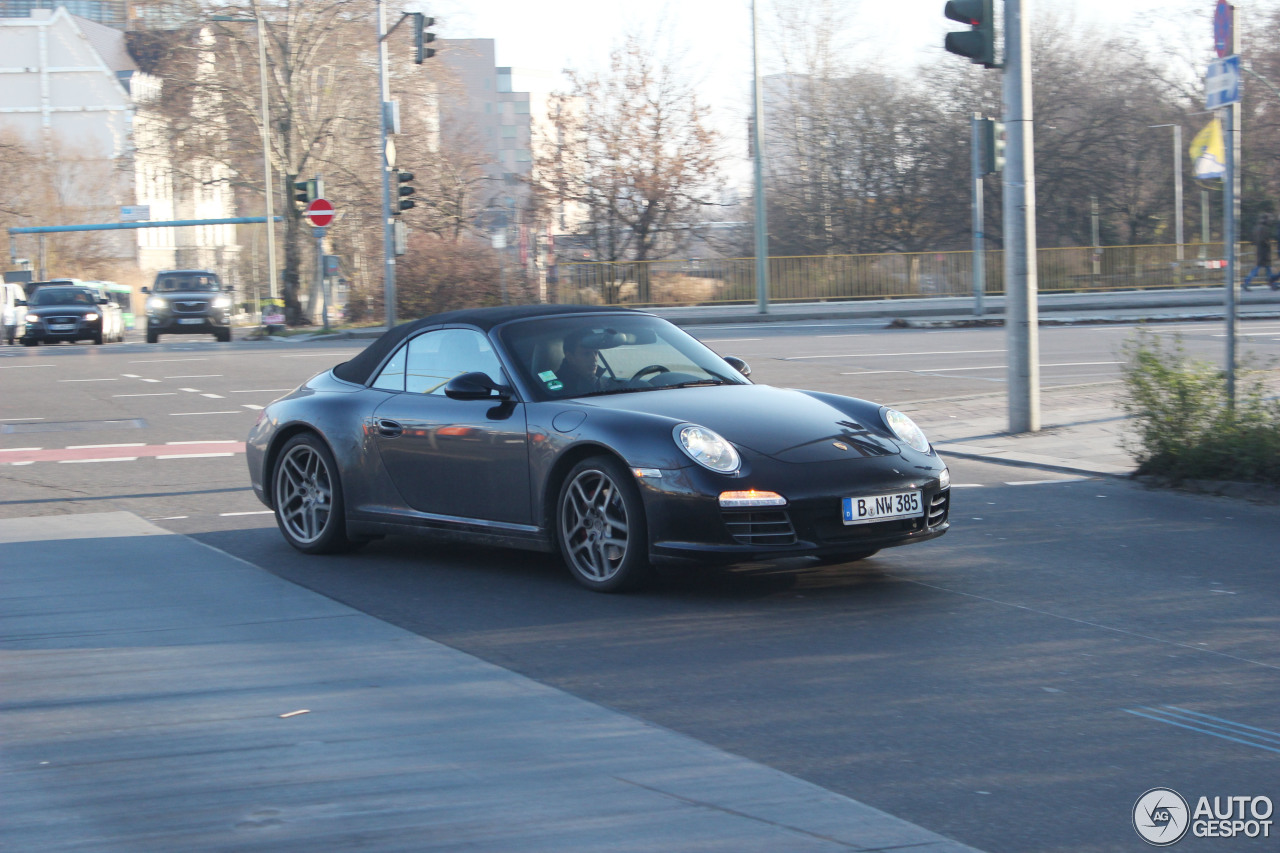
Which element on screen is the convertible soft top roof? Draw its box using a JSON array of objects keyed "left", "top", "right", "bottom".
[{"left": 332, "top": 304, "right": 641, "bottom": 386}]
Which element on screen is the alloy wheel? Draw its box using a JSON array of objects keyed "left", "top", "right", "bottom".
[
  {"left": 561, "top": 467, "right": 631, "bottom": 582},
  {"left": 275, "top": 443, "right": 334, "bottom": 546}
]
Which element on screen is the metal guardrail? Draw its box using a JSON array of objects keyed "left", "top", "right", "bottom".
[{"left": 552, "top": 243, "right": 1242, "bottom": 307}]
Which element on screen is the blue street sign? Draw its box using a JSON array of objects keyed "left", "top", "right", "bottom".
[{"left": 1206, "top": 55, "right": 1241, "bottom": 109}]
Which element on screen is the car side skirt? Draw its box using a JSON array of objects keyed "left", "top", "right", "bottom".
[{"left": 348, "top": 509, "right": 554, "bottom": 553}]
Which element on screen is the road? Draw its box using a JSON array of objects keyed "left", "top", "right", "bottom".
[{"left": 2, "top": 319, "right": 1279, "bottom": 852}]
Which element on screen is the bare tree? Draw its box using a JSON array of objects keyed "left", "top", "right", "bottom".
[{"left": 536, "top": 35, "right": 724, "bottom": 300}]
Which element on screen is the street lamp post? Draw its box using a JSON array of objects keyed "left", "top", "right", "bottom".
[{"left": 213, "top": 9, "right": 278, "bottom": 302}]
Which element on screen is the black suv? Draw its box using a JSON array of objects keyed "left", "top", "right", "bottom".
[{"left": 142, "top": 270, "right": 233, "bottom": 343}]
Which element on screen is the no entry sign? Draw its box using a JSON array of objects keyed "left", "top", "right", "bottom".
[{"left": 304, "top": 198, "right": 335, "bottom": 228}]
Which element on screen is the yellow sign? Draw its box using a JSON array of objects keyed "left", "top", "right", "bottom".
[{"left": 1190, "top": 118, "right": 1225, "bottom": 179}]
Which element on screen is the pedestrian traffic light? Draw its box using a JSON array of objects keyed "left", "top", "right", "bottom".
[
  {"left": 981, "top": 118, "right": 1006, "bottom": 174},
  {"left": 944, "top": 0, "right": 996, "bottom": 69},
  {"left": 394, "top": 170, "right": 415, "bottom": 214},
  {"left": 412, "top": 13, "right": 435, "bottom": 64}
]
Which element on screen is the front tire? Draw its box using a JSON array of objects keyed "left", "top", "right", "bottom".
[
  {"left": 215, "top": 327, "right": 231, "bottom": 343},
  {"left": 145, "top": 328, "right": 158, "bottom": 344},
  {"left": 272, "top": 433, "right": 355, "bottom": 554},
  {"left": 556, "top": 456, "right": 652, "bottom": 592}
]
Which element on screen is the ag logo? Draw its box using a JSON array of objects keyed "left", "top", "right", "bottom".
[{"left": 1134, "top": 788, "right": 1190, "bottom": 846}]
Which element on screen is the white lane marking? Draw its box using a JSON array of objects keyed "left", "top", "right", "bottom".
[
  {"left": 169, "top": 411, "right": 243, "bottom": 416},
  {"left": 201, "top": 393, "right": 225, "bottom": 399},
  {"left": 0, "top": 418, "right": 44, "bottom": 422},
  {"left": 951, "top": 483, "right": 985, "bottom": 488},
  {"left": 701, "top": 338, "right": 762, "bottom": 343},
  {"left": 220, "top": 510, "right": 274, "bottom": 517},
  {"left": 179, "top": 387, "right": 202, "bottom": 393},
  {"left": 242, "top": 404, "right": 265, "bottom": 410},
  {"left": 112, "top": 392, "right": 177, "bottom": 397},
  {"left": 0, "top": 447, "right": 42, "bottom": 452},
  {"left": 165, "top": 374, "right": 222, "bottom": 379},
  {"left": 140, "top": 378, "right": 161, "bottom": 383},
  {"left": 158, "top": 452, "right": 236, "bottom": 460},
  {"left": 129, "top": 358, "right": 207, "bottom": 363},
  {"left": 786, "top": 348, "right": 1007, "bottom": 360},
  {"left": 8, "top": 460, "right": 34, "bottom": 466},
  {"left": 1005, "top": 477, "right": 1091, "bottom": 486},
  {"left": 154, "top": 515, "right": 188, "bottom": 520},
  {"left": 280, "top": 354, "right": 336, "bottom": 358},
  {"left": 843, "top": 360, "right": 1122, "bottom": 376},
  {"left": 0, "top": 364, "right": 55, "bottom": 369},
  {"left": 231, "top": 389, "right": 293, "bottom": 393},
  {"left": 66, "top": 443, "right": 146, "bottom": 449},
  {"left": 166, "top": 440, "right": 240, "bottom": 445},
  {"left": 59, "top": 457, "right": 137, "bottom": 464},
  {"left": 121, "top": 373, "right": 141, "bottom": 378},
  {"left": 58, "top": 377, "right": 119, "bottom": 382}
]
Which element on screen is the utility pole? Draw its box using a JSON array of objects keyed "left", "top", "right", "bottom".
[
  {"left": 971, "top": 113, "right": 985, "bottom": 316},
  {"left": 750, "top": 0, "right": 770, "bottom": 314},
  {"left": 1003, "top": 0, "right": 1040, "bottom": 433},
  {"left": 376, "top": 0, "right": 396, "bottom": 329}
]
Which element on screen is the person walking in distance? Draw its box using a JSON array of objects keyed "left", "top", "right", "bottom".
[{"left": 1243, "top": 212, "right": 1274, "bottom": 291}]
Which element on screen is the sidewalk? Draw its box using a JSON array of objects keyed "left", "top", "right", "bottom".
[{"left": 0, "top": 512, "right": 984, "bottom": 852}]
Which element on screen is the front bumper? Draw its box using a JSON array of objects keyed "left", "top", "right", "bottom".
[
  {"left": 639, "top": 452, "right": 950, "bottom": 565},
  {"left": 147, "top": 313, "right": 231, "bottom": 333},
  {"left": 23, "top": 318, "right": 100, "bottom": 342}
]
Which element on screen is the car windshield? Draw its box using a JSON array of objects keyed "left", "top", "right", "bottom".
[
  {"left": 32, "top": 288, "right": 98, "bottom": 306},
  {"left": 155, "top": 274, "right": 220, "bottom": 292},
  {"left": 499, "top": 314, "right": 750, "bottom": 400}
]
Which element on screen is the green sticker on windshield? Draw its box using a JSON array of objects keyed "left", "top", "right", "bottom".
[{"left": 538, "top": 370, "right": 564, "bottom": 391}]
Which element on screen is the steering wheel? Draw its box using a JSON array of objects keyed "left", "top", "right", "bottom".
[{"left": 630, "top": 364, "right": 670, "bottom": 382}]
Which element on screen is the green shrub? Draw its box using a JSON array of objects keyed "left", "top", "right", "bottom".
[{"left": 1120, "top": 330, "right": 1280, "bottom": 484}]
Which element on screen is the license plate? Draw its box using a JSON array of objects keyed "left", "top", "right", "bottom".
[
  {"left": 842, "top": 490, "right": 922, "bottom": 525},
  {"left": 178, "top": 318, "right": 204, "bottom": 325},
  {"left": 49, "top": 324, "right": 75, "bottom": 331}
]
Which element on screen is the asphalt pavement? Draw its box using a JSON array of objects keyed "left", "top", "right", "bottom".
[{"left": 3, "top": 285, "right": 1277, "bottom": 851}]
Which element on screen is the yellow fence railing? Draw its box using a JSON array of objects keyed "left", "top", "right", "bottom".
[{"left": 551, "top": 243, "right": 1242, "bottom": 307}]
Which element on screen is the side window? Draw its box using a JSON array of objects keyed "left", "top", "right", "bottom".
[
  {"left": 371, "top": 344, "right": 407, "bottom": 391},
  {"left": 405, "top": 329, "right": 503, "bottom": 395}
]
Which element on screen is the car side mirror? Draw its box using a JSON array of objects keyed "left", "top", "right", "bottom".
[
  {"left": 140, "top": 286, "right": 150, "bottom": 294},
  {"left": 445, "top": 372, "right": 513, "bottom": 401},
  {"left": 16, "top": 299, "right": 26, "bottom": 306},
  {"left": 724, "top": 356, "right": 751, "bottom": 377},
  {"left": 97, "top": 297, "right": 110, "bottom": 305}
]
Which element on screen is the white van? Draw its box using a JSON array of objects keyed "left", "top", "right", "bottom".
[{"left": 2, "top": 281, "right": 26, "bottom": 345}]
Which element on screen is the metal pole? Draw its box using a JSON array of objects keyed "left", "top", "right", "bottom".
[
  {"left": 1174, "top": 124, "right": 1184, "bottom": 262},
  {"left": 1091, "top": 195, "right": 1100, "bottom": 280},
  {"left": 251, "top": 2, "right": 277, "bottom": 301},
  {"left": 750, "top": 0, "right": 769, "bottom": 314},
  {"left": 1003, "top": 0, "right": 1040, "bottom": 433},
  {"left": 316, "top": 227, "right": 328, "bottom": 331},
  {"left": 376, "top": 0, "right": 396, "bottom": 329},
  {"left": 971, "top": 113, "right": 985, "bottom": 316},
  {"left": 1225, "top": 16, "right": 1241, "bottom": 407}
]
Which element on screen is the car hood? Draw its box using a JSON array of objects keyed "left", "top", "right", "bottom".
[
  {"left": 578, "top": 384, "right": 905, "bottom": 461},
  {"left": 25, "top": 305, "right": 99, "bottom": 316}
]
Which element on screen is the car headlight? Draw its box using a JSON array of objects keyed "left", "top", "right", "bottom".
[
  {"left": 84, "top": 313, "right": 99, "bottom": 322},
  {"left": 675, "top": 424, "right": 741, "bottom": 474},
  {"left": 25, "top": 313, "right": 39, "bottom": 323},
  {"left": 212, "top": 296, "right": 231, "bottom": 309},
  {"left": 938, "top": 467, "right": 950, "bottom": 490},
  {"left": 882, "top": 408, "right": 931, "bottom": 454},
  {"left": 147, "top": 297, "right": 167, "bottom": 311}
]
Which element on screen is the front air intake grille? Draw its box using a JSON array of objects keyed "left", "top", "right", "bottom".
[
  {"left": 173, "top": 300, "right": 209, "bottom": 314},
  {"left": 929, "top": 489, "right": 950, "bottom": 527},
  {"left": 723, "top": 509, "right": 797, "bottom": 546}
]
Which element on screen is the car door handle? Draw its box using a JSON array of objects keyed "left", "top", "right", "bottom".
[{"left": 376, "top": 419, "right": 403, "bottom": 437}]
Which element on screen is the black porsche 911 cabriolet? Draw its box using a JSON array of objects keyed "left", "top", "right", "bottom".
[{"left": 246, "top": 305, "right": 950, "bottom": 592}]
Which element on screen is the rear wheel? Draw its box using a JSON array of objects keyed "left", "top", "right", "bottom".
[
  {"left": 215, "top": 327, "right": 231, "bottom": 343},
  {"left": 145, "top": 328, "right": 158, "bottom": 344},
  {"left": 556, "top": 456, "right": 652, "bottom": 592},
  {"left": 272, "top": 433, "right": 356, "bottom": 554}
]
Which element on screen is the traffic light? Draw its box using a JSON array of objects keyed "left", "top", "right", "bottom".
[
  {"left": 291, "top": 178, "right": 323, "bottom": 209},
  {"left": 412, "top": 13, "right": 435, "bottom": 64},
  {"left": 394, "top": 170, "right": 415, "bottom": 214},
  {"left": 981, "top": 118, "right": 1006, "bottom": 174},
  {"left": 944, "top": 0, "right": 996, "bottom": 68}
]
